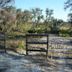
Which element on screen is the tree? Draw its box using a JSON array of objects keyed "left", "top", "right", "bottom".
[
  {"left": 0, "top": 0, "right": 14, "bottom": 8},
  {"left": 31, "top": 8, "right": 43, "bottom": 25},
  {"left": 45, "top": 8, "right": 53, "bottom": 23},
  {"left": 64, "top": 0, "right": 72, "bottom": 26},
  {"left": 0, "top": 0, "right": 15, "bottom": 33},
  {"left": 64, "top": 0, "right": 72, "bottom": 10},
  {"left": 16, "top": 9, "right": 22, "bottom": 25},
  {"left": 0, "top": 0, "right": 15, "bottom": 52},
  {"left": 50, "top": 18, "right": 64, "bottom": 34},
  {"left": 68, "top": 13, "right": 72, "bottom": 23},
  {"left": 22, "top": 10, "right": 32, "bottom": 23}
]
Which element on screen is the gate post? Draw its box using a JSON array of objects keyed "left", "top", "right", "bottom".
[{"left": 26, "top": 35, "right": 28, "bottom": 55}]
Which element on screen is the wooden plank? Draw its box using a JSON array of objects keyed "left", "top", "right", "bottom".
[
  {"left": 27, "top": 49, "right": 47, "bottom": 52},
  {"left": 26, "top": 36, "right": 28, "bottom": 55},
  {"left": 46, "top": 35, "right": 48, "bottom": 58},
  {"left": 26, "top": 33, "right": 48, "bottom": 36},
  {"left": 28, "top": 46, "right": 47, "bottom": 49},
  {"left": 27, "top": 42, "right": 47, "bottom": 44},
  {"left": 49, "top": 50, "right": 72, "bottom": 54}
]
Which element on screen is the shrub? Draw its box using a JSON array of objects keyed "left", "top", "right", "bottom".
[
  {"left": 59, "top": 29, "right": 70, "bottom": 37},
  {"left": 28, "top": 28, "right": 36, "bottom": 33},
  {"left": 17, "top": 41, "right": 24, "bottom": 49},
  {"left": 69, "top": 29, "right": 72, "bottom": 37}
]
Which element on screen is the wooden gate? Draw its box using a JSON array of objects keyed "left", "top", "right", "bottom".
[{"left": 26, "top": 33, "right": 49, "bottom": 57}]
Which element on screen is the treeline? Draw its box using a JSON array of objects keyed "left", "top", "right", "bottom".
[{"left": 0, "top": 6, "right": 72, "bottom": 37}]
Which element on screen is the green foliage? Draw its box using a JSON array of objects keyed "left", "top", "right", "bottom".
[
  {"left": 0, "top": 0, "right": 14, "bottom": 8},
  {"left": 69, "top": 28, "right": 72, "bottom": 36},
  {"left": 64, "top": 0, "right": 72, "bottom": 10},
  {"left": 58, "top": 24, "right": 72, "bottom": 37},
  {"left": 16, "top": 23, "right": 32, "bottom": 33},
  {"left": 45, "top": 8, "right": 53, "bottom": 22},
  {"left": 59, "top": 29, "right": 70, "bottom": 37},
  {"left": 28, "top": 23, "right": 51, "bottom": 33},
  {"left": 31, "top": 8, "right": 43, "bottom": 24},
  {"left": 0, "top": 6, "right": 71, "bottom": 37},
  {"left": 28, "top": 28, "right": 36, "bottom": 33},
  {"left": 17, "top": 41, "right": 24, "bottom": 49}
]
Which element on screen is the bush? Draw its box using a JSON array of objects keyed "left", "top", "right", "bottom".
[
  {"left": 59, "top": 33, "right": 70, "bottom": 37},
  {"left": 17, "top": 41, "right": 24, "bottom": 49},
  {"left": 59, "top": 29, "right": 70, "bottom": 37},
  {"left": 69, "top": 29, "right": 72, "bottom": 37},
  {"left": 28, "top": 28, "right": 36, "bottom": 33},
  {"left": 28, "top": 25, "right": 51, "bottom": 34}
]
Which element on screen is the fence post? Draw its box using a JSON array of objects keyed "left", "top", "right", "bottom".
[
  {"left": 4, "top": 32, "right": 6, "bottom": 53},
  {"left": 46, "top": 35, "right": 48, "bottom": 58},
  {"left": 26, "top": 35, "right": 28, "bottom": 55}
]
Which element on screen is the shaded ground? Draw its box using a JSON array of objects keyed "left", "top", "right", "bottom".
[{"left": 0, "top": 51, "right": 72, "bottom": 72}]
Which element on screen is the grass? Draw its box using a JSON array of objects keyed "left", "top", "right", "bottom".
[{"left": 6, "top": 39, "right": 26, "bottom": 49}]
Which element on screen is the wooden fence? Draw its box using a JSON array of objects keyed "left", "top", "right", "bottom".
[{"left": 26, "top": 33, "right": 49, "bottom": 57}]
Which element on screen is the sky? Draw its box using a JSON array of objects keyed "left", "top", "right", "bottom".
[{"left": 15, "top": 0, "right": 69, "bottom": 21}]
